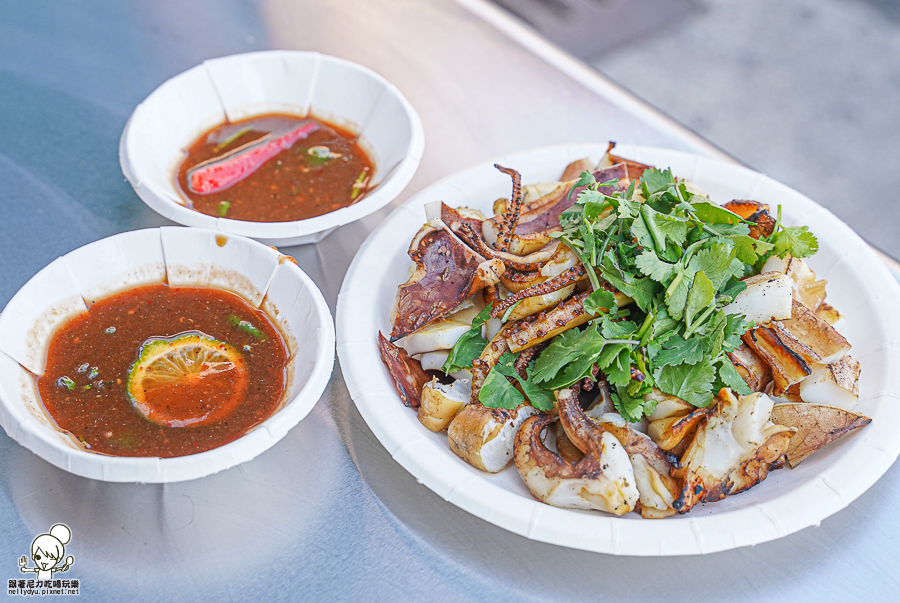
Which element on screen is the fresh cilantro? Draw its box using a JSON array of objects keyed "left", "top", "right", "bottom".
[
  {"left": 598, "top": 315, "right": 639, "bottom": 339},
  {"left": 714, "top": 356, "right": 752, "bottom": 395},
  {"left": 583, "top": 288, "right": 616, "bottom": 316},
  {"left": 531, "top": 326, "right": 602, "bottom": 383},
  {"left": 613, "top": 389, "right": 657, "bottom": 422},
  {"left": 514, "top": 362, "right": 556, "bottom": 411},
  {"left": 650, "top": 335, "right": 705, "bottom": 368},
  {"left": 770, "top": 225, "right": 819, "bottom": 259},
  {"left": 510, "top": 164, "right": 819, "bottom": 421},
  {"left": 656, "top": 362, "right": 716, "bottom": 408},
  {"left": 641, "top": 168, "right": 676, "bottom": 197},
  {"left": 478, "top": 353, "right": 556, "bottom": 411},
  {"left": 730, "top": 235, "right": 775, "bottom": 265},
  {"left": 478, "top": 352, "right": 524, "bottom": 409},
  {"left": 635, "top": 250, "right": 677, "bottom": 282},
  {"left": 688, "top": 201, "right": 745, "bottom": 225},
  {"left": 441, "top": 305, "right": 492, "bottom": 374},
  {"left": 684, "top": 271, "right": 715, "bottom": 329}
]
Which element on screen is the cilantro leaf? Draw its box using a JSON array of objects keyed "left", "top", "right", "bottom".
[
  {"left": 770, "top": 225, "right": 819, "bottom": 259},
  {"left": 635, "top": 251, "right": 677, "bottom": 283},
  {"left": 687, "top": 241, "right": 736, "bottom": 290},
  {"left": 722, "top": 313, "right": 749, "bottom": 353},
  {"left": 664, "top": 263, "right": 692, "bottom": 321},
  {"left": 514, "top": 362, "right": 556, "bottom": 411},
  {"left": 612, "top": 389, "right": 654, "bottom": 422},
  {"left": 719, "top": 277, "right": 747, "bottom": 305},
  {"left": 714, "top": 356, "right": 752, "bottom": 395},
  {"left": 577, "top": 188, "right": 604, "bottom": 206},
  {"left": 603, "top": 346, "right": 633, "bottom": 388},
  {"left": 656, "top": 362, "right": 716, "bottom": 407},
  {"left": 598, "top": 315, "right": 639, "bottom": 339},
  {"left": 574, "top": 171, "right": 596, "bottom": 187},
  {"left": 650, "top": 335, "right": 706, "bottom": 368},
  {"left": 531, "top": 326, "right": 605, "bottom": 384},
  {"left": 689, "top": 201, "right": 745, "bottom": 225},
  {"left": 441, "top": 305, "right": 493, "bottom": 374},
  {"left": 685, "top": 270, "right": 715, "bottom": 328},
  {"left": 600, "top": 252, "right": 659, "bottom": 312},
  {"left": 730, "top": 235, "right": 775, "bottom": 265},
  {"left": 479, "top": 352, "right": 524, "bottom": 409},
  {"left": 641, "top": 168, "right": 676, "bottom": 197},
  {"left": 583, "top": 288, "right": 616, "bottom": 316},
  {"left": 696, "top": 310, "right": 727, "bottom": 357}
]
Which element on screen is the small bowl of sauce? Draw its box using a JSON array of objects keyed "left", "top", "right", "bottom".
[
  {"left": 0, "top": 227, "right": 335, "bottom": 482},
  {"left": 120, "top": 51, "right": 424, "bottom": 246}
]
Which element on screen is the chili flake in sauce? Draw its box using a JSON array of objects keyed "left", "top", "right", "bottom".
[
  {"left": 176, "top": 113, "right": 374, "bottom": 222},
  {"left": 37, "top": 284, "right": 289, "bottom": 458}
]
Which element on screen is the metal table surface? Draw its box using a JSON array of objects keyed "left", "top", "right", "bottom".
[{"left": 0, "top": 1, "right": 897, "bottom": 601}]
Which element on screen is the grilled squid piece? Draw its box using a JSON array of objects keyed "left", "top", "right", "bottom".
[
  {"left": 390, "top": 219, "right": 504, "bottom": 340},
  {"left": 378, "top": 333, "right": 431, "bottom": 409},
  {"left": 590, "top": 414, "right": 680, "bottom": 518},
  {"left": 762, "top": 255, "right": 828, "bottom": 312},
  {"left": 500, "top": 268, "right": 544, "bottom": 294},
  {"left": 646, "top": 389, "right": 711, "bottom": 456},
  {"left": 462, "top": 222, "right": 560, "bottom": 272},
  {"left": 484, "top": 182, "right": 570, "bottom": 250},
  {"left": 722, "top": 199, "right": 776, "bottom": 239},
  {"left": 556, "top": 389, "right": 679, "bottom": 518},
  {"left": 560, "top": 157, "right": 594, "bottom": 181},
  {"left": 448, "top": 403, "right": 537, "bottom": 473},
  {"left": 505, "top": 291, "right": 598, "bottom": 353},
  {"left": 491, "top": 264, "right": 587, "bottom": 318},
  {"left": 419, "top": 377, "right": 470, "bottom": 432},
  {"left": 514, "top": 390, "right": 639, "bottom": 514},
  {"left": 672, "top": 390, "right": 796, "bottom": 513},
  {"left": 492, "top": 164, "right": 524, "bottom": 252},
  {"left": 513, "top": 163, "right": 629, "bottom": 238},
  {"left": 599, "top": 143, "right": 654, "bottom": 181},
  {"left": 727, "top": 342, "right": 773, "bottom": 393}
]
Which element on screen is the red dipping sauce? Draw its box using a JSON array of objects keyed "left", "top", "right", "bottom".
[{"left": 37, "top": 284, "right": 289, "bottom": 458}]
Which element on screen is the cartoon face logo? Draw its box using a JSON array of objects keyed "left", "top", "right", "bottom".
[{"left": 19, "top": 524, "right": 74, "bottom": 580}]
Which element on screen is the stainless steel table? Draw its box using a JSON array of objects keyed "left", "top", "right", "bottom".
[{"left": 1, "top": 1, "right": 897, "bottom": 601}]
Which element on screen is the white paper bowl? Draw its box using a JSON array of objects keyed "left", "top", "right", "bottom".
[
  {"left": 0, "top": 227, "right": 335, "bottom": 483},
  {"left": 336, "top": 144, "right": 900, "bottom": 555},
  {"left": 119, "top": 51, "right": 425, "bottom": 247}
]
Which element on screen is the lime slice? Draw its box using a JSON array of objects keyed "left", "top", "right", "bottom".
[{"left": 127, "top": 332, "right": 248, "bottom": 428}]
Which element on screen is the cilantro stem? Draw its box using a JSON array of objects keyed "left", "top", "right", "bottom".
[
  {"left": 636, "top": 309, "right": 655, "bottom": 346},
  {"left": 500, "top": 301, "right": 521, "bottom": 322},
  {"left": 683, "top": 304, "right": 716, "bottom": 338}
]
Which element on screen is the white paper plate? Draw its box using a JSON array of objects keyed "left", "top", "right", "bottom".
[
  {"left": 120, "top": 51, "right": 425, "bottom": 246},
  {"left": 336, "top": 144, "right": 900, "bottom": 556},
  {"left": 0, "top": 227, "right": 335, "bottom": 483}
]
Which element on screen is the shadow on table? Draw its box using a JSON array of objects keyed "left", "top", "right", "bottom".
[{"left": 0, "top": 404, "right": 350, "bottom": 600}]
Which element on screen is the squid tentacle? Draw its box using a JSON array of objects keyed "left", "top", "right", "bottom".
[
  {"left": 491, "top": 264, "right": 588, "bottom": 318},
  {"left": 494, "top": 164, "right": 523, "bottom": 252}
]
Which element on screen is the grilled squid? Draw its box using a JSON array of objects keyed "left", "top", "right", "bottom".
[
  {"left": 672, "top": 389, "right": 796, "bottom": 513},
  {"left": 390, "top": 219, "right": 504, "bottom": 340},
  {"left": 492, "top": 164, "right": 524, "bottom": 252},
  {"left": 448, "top": 403, "right": 537, "bottom": 473},
  {"left": 513, "top": 389, "right": 639, "bottom": 515}
]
